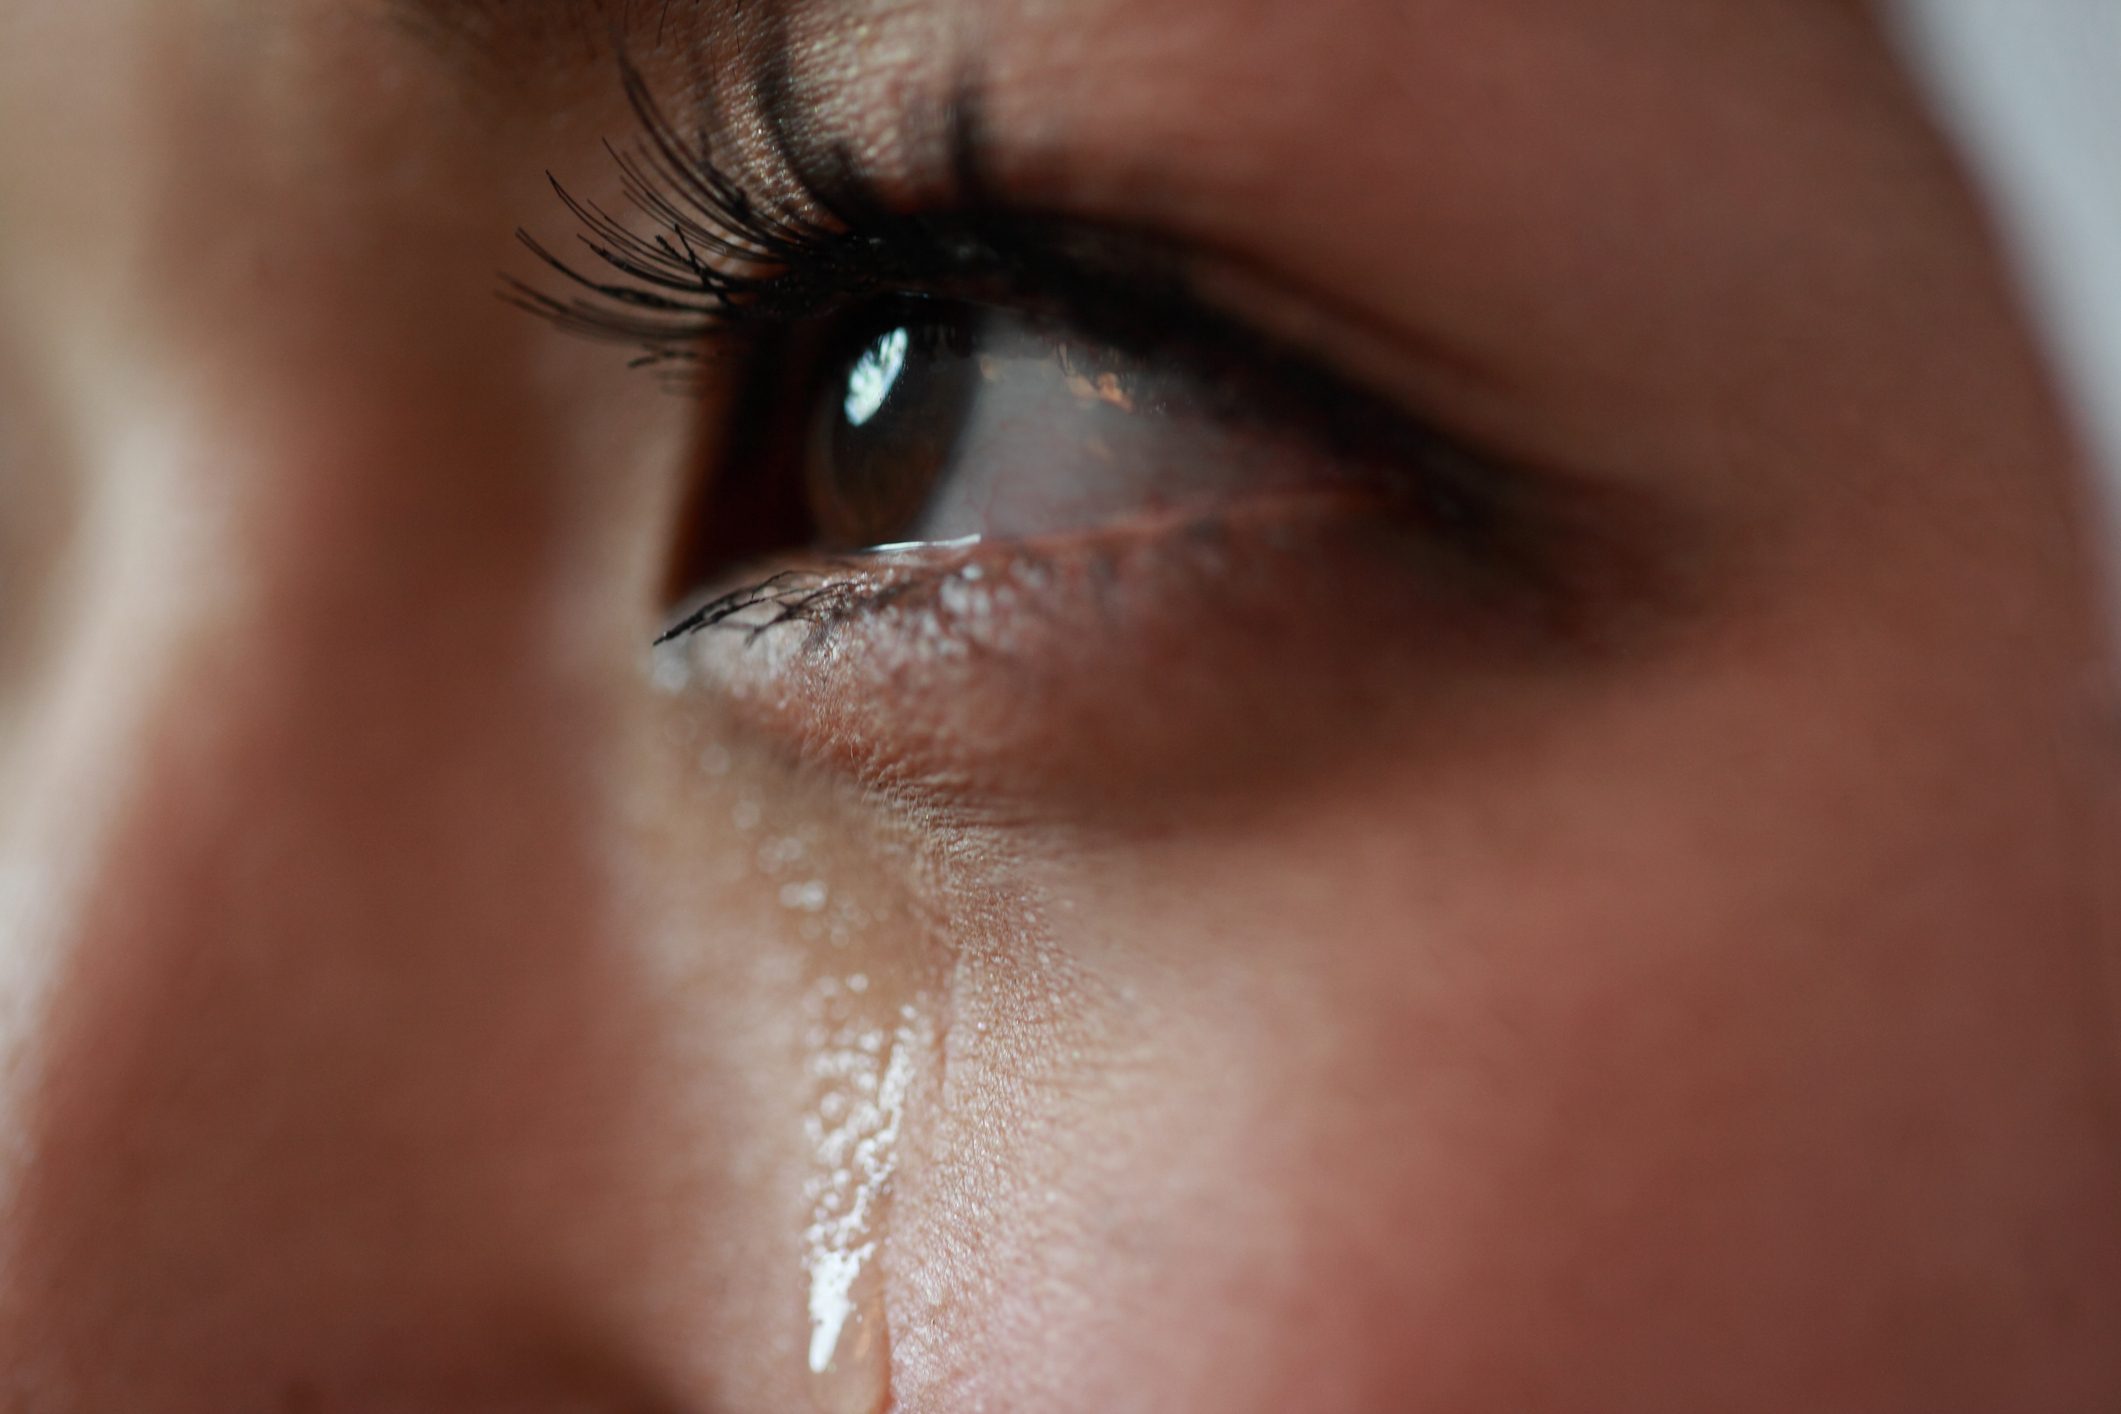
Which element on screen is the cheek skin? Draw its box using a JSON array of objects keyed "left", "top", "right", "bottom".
[
  {"left": 630, "top": 690, "right": 958, "bottom": 1412},
  {"left": 857, "top": 533, "right": 2121, "bottom": 1413},
  {"left": 632, "top": 505, "right": 2121, "bottom": 1414}
]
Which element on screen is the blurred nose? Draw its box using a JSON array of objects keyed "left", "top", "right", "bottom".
[{"left": 0, "top": 453, "right": 692, "bottom": 1408}]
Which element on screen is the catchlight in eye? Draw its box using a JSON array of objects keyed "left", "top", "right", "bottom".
[{"left": 843, "top": 327, "right": 910, "bottom": 428}]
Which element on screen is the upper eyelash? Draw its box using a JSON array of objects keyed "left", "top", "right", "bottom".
[
  {"left": 501, "top": 48, "right": 1277, "bottom": 389},
  {"left": 503, "top": 52, "right": 1010, "bottom": 369}
]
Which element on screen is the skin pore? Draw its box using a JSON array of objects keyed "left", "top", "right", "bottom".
[{"left": 0, "top": 0, "right": 2118, "bottom": 1409}]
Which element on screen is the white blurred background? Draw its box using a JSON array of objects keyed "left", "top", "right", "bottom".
[{"left": 1891, "top": 0, "right": 2121, "bottom": 628}]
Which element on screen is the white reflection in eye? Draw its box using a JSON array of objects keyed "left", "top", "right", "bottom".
[{"left": 843, "top": 326, "right": 911, "bottom": 428}]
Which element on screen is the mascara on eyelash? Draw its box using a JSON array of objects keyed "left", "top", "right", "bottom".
[{"left": 501, "top": 48, "right": 993, "bottom": 362}]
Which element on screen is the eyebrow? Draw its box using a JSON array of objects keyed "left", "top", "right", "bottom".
[
  {"left": 386, "top": 0, "right": 590, "bottom": 60},
  {"left": 386, "top": 0, "right": 752, "bottom": 74}
]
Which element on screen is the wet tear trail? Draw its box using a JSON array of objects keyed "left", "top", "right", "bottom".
[
  {"left": 695, "top": 712, "right": 943, "bottom": 1414},
  {"left": 798, "top": 968, "right": 931, "bottom": 1413}
]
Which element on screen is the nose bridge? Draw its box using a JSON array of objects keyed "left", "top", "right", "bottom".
[{"left": 0, "top": 447, "right": 671, "bottom": 1397}]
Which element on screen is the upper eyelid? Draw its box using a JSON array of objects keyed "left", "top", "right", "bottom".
[
  {"left": 503, "top": 55, "right": 1441, "bottom": 441},
  {"left": 504, "top": 40, "right": 1446, "bottom": 406},
  {"left": 501, "top": 36, "right": 993, "bottom": 340},
  {"left": 507, "top": 47, "right": 1540, "bottom": 535}
]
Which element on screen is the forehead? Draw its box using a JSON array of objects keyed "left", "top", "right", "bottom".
[{"left": 388, "top": 0, "right": 1880, "bottom": 101}]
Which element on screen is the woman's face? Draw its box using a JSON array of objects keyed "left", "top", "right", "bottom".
[{"left": 0, "top": 0, "right": 2116, "bottom": 1409}]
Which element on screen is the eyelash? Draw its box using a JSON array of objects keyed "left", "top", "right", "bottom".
[
  {"left": 508, "top": 53, "right": 1528, "bottom": 642},
  {"left": 507, "top": 58, "right": 1145, "bottom": 358}
]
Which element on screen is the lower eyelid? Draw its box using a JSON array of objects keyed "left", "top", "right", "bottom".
[
  {"left": 649, "top": 481, "right": 1655, "bottom": 812},
  {"left": 664, "top": 486, "right": 1404, "bottom": 648}
]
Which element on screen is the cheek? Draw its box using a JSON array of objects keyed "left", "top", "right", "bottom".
[
  {"left": 872, "top": 667, "right": 2120, "bottom": 1414},
  {"left": 632, "top": 433, "right": 2121, "bottom": 1414}
]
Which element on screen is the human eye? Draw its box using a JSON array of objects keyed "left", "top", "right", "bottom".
[{"left": 513, "top": 53, "right": 1666, "bottom": 812}]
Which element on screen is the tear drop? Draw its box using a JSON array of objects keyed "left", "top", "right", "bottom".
[
  {"left": 800, "top": 985, "right": 925, "bottom": 1414},
  {"left": 806, "top": 1248, "right": 892, "bottom": 1414}
]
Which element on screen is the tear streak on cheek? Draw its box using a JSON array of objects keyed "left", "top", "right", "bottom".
[{"left": 656, "top": 690, "right": 1024, "bottom": 1414}]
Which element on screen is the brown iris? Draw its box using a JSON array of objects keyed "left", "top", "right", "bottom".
[{"left": 808, "top": 315, "right": 984, "bottom": 550}]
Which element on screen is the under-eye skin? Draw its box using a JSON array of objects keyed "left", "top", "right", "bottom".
[{"left": 513, "top": 52, "right": 1670, "bottom": 801}]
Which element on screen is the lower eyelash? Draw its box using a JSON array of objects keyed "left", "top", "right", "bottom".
[
  {"left": 662, "top": 538, "right": 1039, "bottom": 651},
  {"left": 658, "top": 497, "right": 1337, "bottom": 656},
  {"left": 659, "top": 565, "right": 926, "bottom": 646}
]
